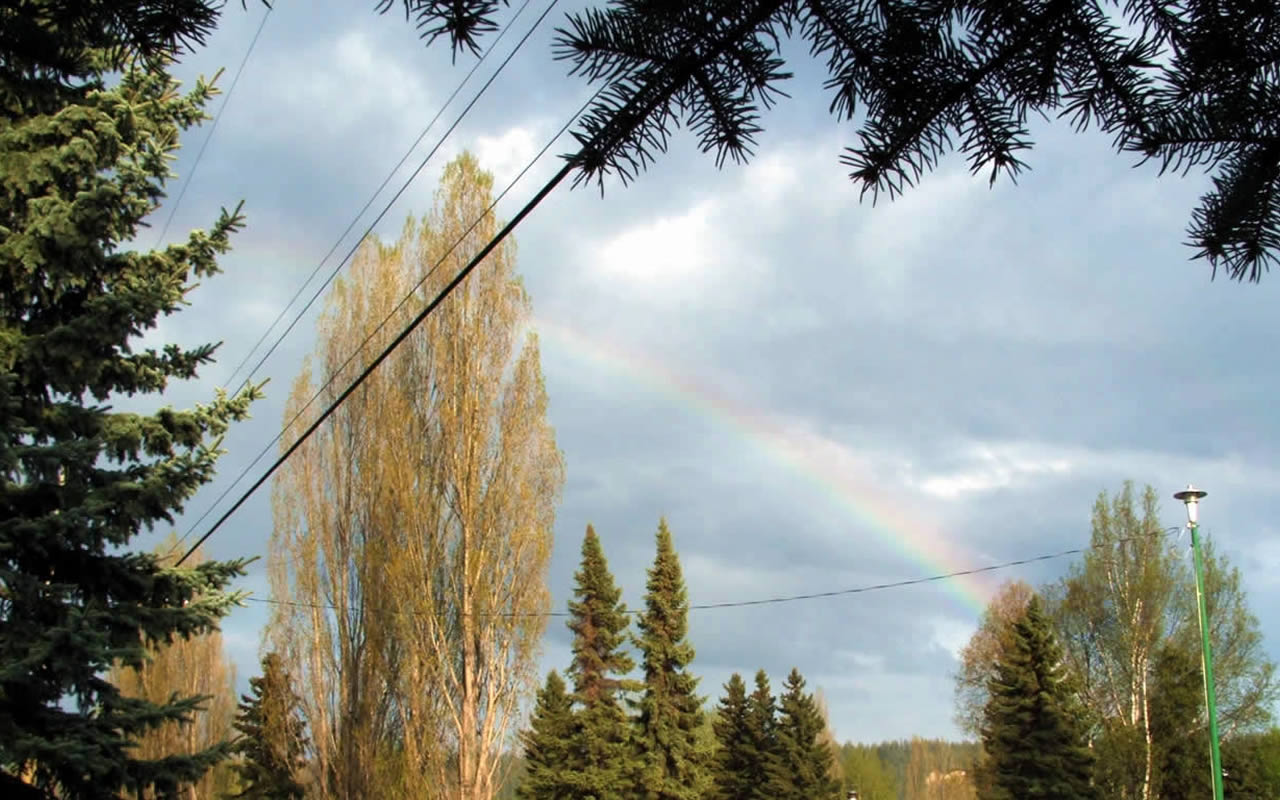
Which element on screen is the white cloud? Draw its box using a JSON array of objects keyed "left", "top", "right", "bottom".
[
  {"left": 475, "top": 126, "right": 541, "bottom": 188},
  {"left": 928, "top": 616, "right": 977, "bottom": 661},
  {"left": 912, "top": 444, "right": 1073, "bottom": 499},
  {"left": 591, "top": 200, "right": 720, "bottom": 286}
]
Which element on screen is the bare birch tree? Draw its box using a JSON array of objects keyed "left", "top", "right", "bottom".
[
  {"left": 269, "top": 153, "right": 564, "bottom": 800},
  {"left": 110, "top": 537, "right": 238, "bottom": 800}
]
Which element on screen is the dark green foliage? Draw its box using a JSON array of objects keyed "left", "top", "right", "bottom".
[
  {"left": 565, "top": 524, "right": 638, "bottom": 800},
  {"left": 979, "top": 596, "right": 1096, "bottom": 800},
  {"left": 546, "top": 1, "right": 1280, "bottom": 280},
  {"left": 741, "top": 670, "right": 779, "bottom": 800},
  {"left": 1222, "top": 727, "right": 1280, "bottom": 799},
  {"left": 1148, "top": 642, "right": 1211, "bottom": 800},
  {"left": 518, "top": 671, "right": 575, "bottom": 800},
  {"left": 710, "top": 673, "right": 751, "bottom": 800},
  {"left": 229, "top": 653, "right": 308, "bottom": 800},
  {"left": 0, "top": 3, "right": 259, "bottom": 796},
  {"left": 633, "top": 519, "right": 709, "bottom": 800},
  {"left": 374, "top": 1, "right": 508, "bottom": 58},
  {"left": 0, "top": 1, "right": 214, "bottom": 114},
  {"left": 767, "top": 668, "right": 839, "bottom": 800},
  {"left": 1090, "top": 722, "right": 1147, "bottom": 799}
]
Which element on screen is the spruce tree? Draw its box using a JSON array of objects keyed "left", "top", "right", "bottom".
[
  {"left": 710, "top": 673, "right": 752, "bottom": 800},
  {"left": 229, "top": 653, "right": 308, "bottom": 800},
  {"left": 518, "top": 671, "right": 576, "bottom": 800},
  {"left": 0, "top": 3, "right": 258, "bottom": 797},
  {"left": 767, "top": 668, "right": 840, "bottom": 800},
  {"left": 742, "top": 670, "right": 779, "bottom": 800},
  {"left": 1149, "top": 642, "right": 1211, "bottom": 800},
  {"left": 566, "top": 525, "right": 638, "bottom": 800},
  {"left": 633, "top": 519, "right": 709, "bottom": 800},
  {"left": 979, "top": 596, "right": 1098, "bottom": 800}
]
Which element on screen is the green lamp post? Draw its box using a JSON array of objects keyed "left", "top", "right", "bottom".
[{"left": 1173, "top": 484, "right": 1224, "bottom": 800}]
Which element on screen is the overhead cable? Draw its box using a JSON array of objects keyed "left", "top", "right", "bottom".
[
  {"left": 219, "top": 0, "right": 545, "bottom": 394},
  {"left": 153, "top": 3, "right": 273, "bottom": 247},
  {"left": 242, "top": 528, "right": 1185, "bottom": 618}
]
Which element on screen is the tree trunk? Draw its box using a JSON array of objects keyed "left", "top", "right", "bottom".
[{"left": 459, "top": 515, "right": 477, "bottom": 800}]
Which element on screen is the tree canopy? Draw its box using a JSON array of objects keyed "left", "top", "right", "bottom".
[
  {"left": 979, "top": 596, "right": 1098, "bottom": 800},
  {"left": 0, "top": 3, "right": 257, "bottom": 793}
]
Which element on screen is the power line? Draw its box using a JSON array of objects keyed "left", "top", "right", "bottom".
[
  {"left": 152, "top": 3, "right": 273, "bottom": 248},
  {"left": 219, "top": 0, "right": 543, "bottom": 393},
  {"left": 176, "top": 2, "right": 812, "bottom": 565},
  {"left": 174, "top": 0, "right": 559, "bottom": 550},
  {"left": 239, "top": 528, "right": 1185, "bottom": 619},
  {"left": 175, "top": 82, "right": 603, "bottom": 566}
]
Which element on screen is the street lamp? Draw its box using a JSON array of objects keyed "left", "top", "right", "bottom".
[{"left": 1173, "top": 484, "right": 1224, "bottom": 800}]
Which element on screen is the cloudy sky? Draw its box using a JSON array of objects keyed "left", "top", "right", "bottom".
[{"left": 136, "top": 0, "right": 1280, "bottom": 743}]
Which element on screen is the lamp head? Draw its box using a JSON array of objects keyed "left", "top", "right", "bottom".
[{"left": 1173, "top": 484, "right": 1207, "bottom": 524}]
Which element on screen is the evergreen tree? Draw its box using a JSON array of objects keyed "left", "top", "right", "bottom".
[
  {"left": 633, "top": 519, "right": 709, "bottom": 800},
  {"left": 767, "top": 668, "right": 840, "bottom": 800},
  {"left": 229, "top": 653, "right": 308, "bottom": 800},
  {"left": 742, "top": 670, "right": 779, "bottom": 800},
  {"left": 0, "top": 3, "right": 259, "bottom": 797},
  {"left": 979, "top": 596, "right": 1097, "bottom": 800},
  {"left": 566, "top": 524, "right": 637, "bottom": 800},
  {"left": 1221, "top": 727, "right": 1280, "bottom": 799},
  {"left": 518, "top": 672, "right": 575, "bottom": 800},
  {"left": 710, "top": 673, "right": 752, "bottom": 800},
  {"left": 1149, "top": 642, "right": 1210, "bottom": 800}
]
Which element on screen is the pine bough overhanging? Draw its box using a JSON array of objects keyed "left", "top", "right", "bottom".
[
  {"left": 414, "top": 0, "right": 1280, "bottom": 283},
  {"left": 11, "top": 1, "right": 1273, "bottom": 278}
]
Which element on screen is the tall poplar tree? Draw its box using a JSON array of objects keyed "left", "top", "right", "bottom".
[
  {"left": 633, "top": 519, "right": 709, "bottom": 800},
  {"left": 268, "top": 153, "right": 564, "bottom": 800},
  {"left": 566, "top": 524, "right": 638, "bottom": 799},
  {"left": 979, "top": 596, "right": 1097, "bottom": 800},
  {"left": 767, "top": 669, "right": 840, "bottom": 800},
  {"left": 0, "top": 2, "right": 257, "bottom": 796}
]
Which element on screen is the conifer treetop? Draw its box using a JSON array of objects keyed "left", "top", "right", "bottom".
[
  {"left": 980, "top": 595, "right": 1098, "bottom": 800},
  {"left": 567, "top": 523, "right": 635, "bottom": 704}
]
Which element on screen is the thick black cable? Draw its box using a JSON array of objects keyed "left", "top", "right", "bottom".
[
  {"left": 153, "top": 4, "right": 272, "bottom": 247},
  {"left": 172, "top": 82, "right": 601, "bottom": 560},
  {"left": 174, "top": 86, "right": 595, "bottom": 559},
  {"left": 219, "top": 0, "right": 540, "bottom": 392},
  {"left": 243, "top": 528, "right": 1184, "bottom": 619},
  {"left": 177, "top": 0, "right": 810, "bottom": 564},
  {"left": 175, "top": 103, "right": 590, "bottom": 566},
  {"left": 174, "top": 0, "right": 561, "bottom": 549}
]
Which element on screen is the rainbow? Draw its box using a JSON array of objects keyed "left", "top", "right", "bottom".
[{"left": 528, "top": 314, "right": 996, "bottom": 618}]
